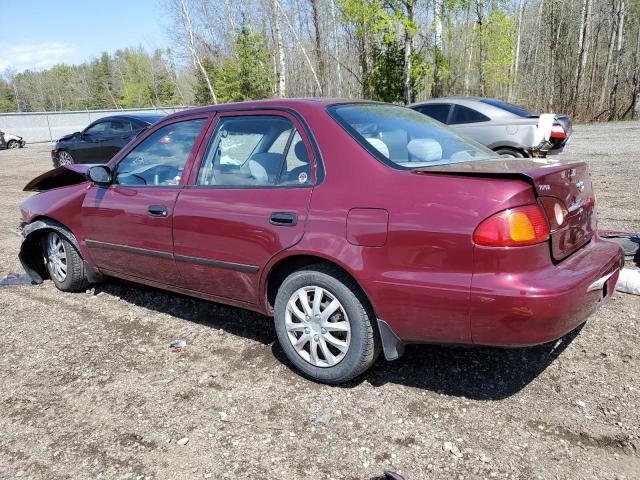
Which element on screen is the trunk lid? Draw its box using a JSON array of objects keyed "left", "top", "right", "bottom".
[{"left": 413, "top": 158, "right": 596, "bottom": 261}]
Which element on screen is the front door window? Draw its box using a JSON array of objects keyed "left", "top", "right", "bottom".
[{"left": 115, "top": 119, "right": 206, "bottom": 186}]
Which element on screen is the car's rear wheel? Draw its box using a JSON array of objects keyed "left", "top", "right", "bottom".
[
  {"left": 274, "top": 264, "right": 380, "bottom": 384},
  {"left": 56, "top": 150, "right": 75, "bottom": 166},
  {"left": 7, "top": 140, "right": 19, "bottom": 149},
  {"left": 494, "top": 147, "right": 524, "bottom": 158},
  {"left": 44, "top": 231, "right": 89, "bottom": 292}
]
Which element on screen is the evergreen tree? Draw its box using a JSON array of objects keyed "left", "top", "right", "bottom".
[{"left": 214, "top": 24, "right": 275, "bottom": 103}]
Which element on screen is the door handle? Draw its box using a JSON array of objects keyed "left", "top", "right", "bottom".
[
  {"left": 148, "top": 205, "right": 168, "bottom": 217},
  {"left": 270, "top": 212, "right": 297, "bottom": 226}
]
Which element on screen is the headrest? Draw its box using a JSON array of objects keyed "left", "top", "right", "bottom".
[
  {"left": 248, "top": 160, "right": 269, "bottom": 183},
  {"left": 294, "top": 141, "right": 309, "bottom": 163},
  {"left": 407, "top": 138, "right": 442, "bottom": 163},
  {"left": 365, "top": 137, "right": 390, "bottom": 158}
]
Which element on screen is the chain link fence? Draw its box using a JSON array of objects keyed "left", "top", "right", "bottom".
[{"left": 0, "top": 107, "right": 189, "bottom": 144}]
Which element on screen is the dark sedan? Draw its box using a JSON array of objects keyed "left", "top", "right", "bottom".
[{"left": 51, "top": 113, "right": 164, "bottom": 167}]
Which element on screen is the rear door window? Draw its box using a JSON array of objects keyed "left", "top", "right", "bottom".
[
  {"left": 449, "top": 105, "right": 490, "bottom": 125},
  {"left": 108, "top": 119, "right": 135, "bottom": 136},
  {"left": 414, "top": 104, "right": 451, "bottom": 124},
  {"left": 196, "top": 115, "right": 311, "bottom": 187}
]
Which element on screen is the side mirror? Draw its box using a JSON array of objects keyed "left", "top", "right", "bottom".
[
  {"left": 88, "top": 165, "right": 112, "bottom": 185},
  {"left": 73, "top": 132, "right": 82, "bottom": 139}
]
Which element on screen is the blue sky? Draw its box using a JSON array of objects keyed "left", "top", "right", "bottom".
[{"left": 0, "top": 0, "right": 168, "bottom": 72}]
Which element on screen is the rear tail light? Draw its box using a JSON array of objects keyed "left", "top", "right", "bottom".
[
  {"left": 473, "top": 204, "right": 550, "bottom": 247},
  {"left": 550, "top": 123, "right": 567, "bottom": 139}
]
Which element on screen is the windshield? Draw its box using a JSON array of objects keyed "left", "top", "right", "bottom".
[{"left": 328, "top": 103, "right": 498, "bottom": 169}]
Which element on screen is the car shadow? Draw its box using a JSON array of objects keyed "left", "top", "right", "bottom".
[
  {"left": 93, "top": 280, "right": 275, "bottom": 346},
  {"left": 94, "top": 279, "right": 581, "bottom": 401},
  {"left": 361, "top": 326, "right": 582, "bottom": 400}
]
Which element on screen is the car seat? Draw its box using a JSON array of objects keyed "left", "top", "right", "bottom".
[{"left": 248, "top": 152, "right": 284, "bottom": 183}]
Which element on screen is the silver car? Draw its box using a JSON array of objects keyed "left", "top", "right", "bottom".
[
  {"left": 409, "top": 97, "right": 571, "bottom": 158},
  {"left": 0, "top": 129, "right": 26, "bottom": 149}
]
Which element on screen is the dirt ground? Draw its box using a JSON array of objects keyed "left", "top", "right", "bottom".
[{"left": 0, "top": 123, "right": 639, "bottom": 480}]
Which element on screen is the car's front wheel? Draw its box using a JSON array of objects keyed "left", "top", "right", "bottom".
[
  {"left": 44, "top": 231, "right": 89, "bottom": 292},
  {"left": 7, "top": 140, "right": 19, "bottom": 149},
  {"left": 274, "top": 264, "right": 380, "bottom": 384},
  {"left": 56, "top": 150, "right": 75, "bottom": 167}
]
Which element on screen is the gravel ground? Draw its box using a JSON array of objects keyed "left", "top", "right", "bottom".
[{"left": 1, "top": 124, "right": 639, "bottom": 480}]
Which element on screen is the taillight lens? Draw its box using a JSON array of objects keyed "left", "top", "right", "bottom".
[
  {"left": 550, "top": 123, "right": 567, "bottom": 139},
  {"left": 473, "top": 205, "right": 550, "bottom": 247}
]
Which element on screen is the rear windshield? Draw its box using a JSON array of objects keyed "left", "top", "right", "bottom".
[
  {"left": 328, "top": 103, "right": 498, "bottom": 169},
  {"left": 480, "top": 98, "right": 537, "bottom": 117}
]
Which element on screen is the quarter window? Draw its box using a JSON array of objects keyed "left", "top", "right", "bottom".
[
  {"left": 279, "top": 132, "right": 311, "bottom": 185},
  {"left": 115, "top": 118, "right": 206, "bottom": 186},
  {"left": 197, "top": 116, "right": 311, "bottom": 187},
  {"left": 449, "top": 105, "right": 490, "bottom": 125},
  {"left": 108, "top": 119, "right": 135, "bottom": 135}
]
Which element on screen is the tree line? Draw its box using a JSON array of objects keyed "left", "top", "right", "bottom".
[{"left": 2, "top": 0, "right": 640, "bottom": 121}]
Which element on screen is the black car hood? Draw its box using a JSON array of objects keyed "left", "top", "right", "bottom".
[{"left": 57, "top": 133, "right": 76, "bottom": 142}]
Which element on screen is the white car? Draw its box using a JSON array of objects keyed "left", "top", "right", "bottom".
[{"left": 0, "top": 130, "right": 26, "bottom": 149}]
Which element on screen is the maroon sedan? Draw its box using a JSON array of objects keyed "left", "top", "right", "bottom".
[{"left": 18, "top": 100, "right": 624, "bottom": 384}]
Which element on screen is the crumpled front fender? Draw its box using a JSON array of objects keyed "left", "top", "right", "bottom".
[{"left": 19, "top": 218, "right": 102, "bottom": 284}]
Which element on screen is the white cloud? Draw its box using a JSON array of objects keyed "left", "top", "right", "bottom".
[{"left": 0, "top": 42, "right": 77, "bottom": 72}]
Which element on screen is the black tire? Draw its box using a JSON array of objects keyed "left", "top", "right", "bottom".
[
  {"left": 7, "top": 140, "right": 19, "bottom": 149},
  {"left": 274, "top": 264, "right": 380, "bottom": 384},
  {"left": 494, "top": 147, "right": 525, "bottom": 158},
  {"left": 55, "top": 150, "right": 75, "bottom": 167},
  {"left": 43, "top": 231, "right": 89, "bottom": 292}
]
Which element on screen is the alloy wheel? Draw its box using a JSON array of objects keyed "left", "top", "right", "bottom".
[
  {"left": 47, "top": 232, "right": 67, "bottom": 283},
  {"left": 58, "top": 151, "right": 73, "bottom": 165},
  {"left": 285, "top": 286, "right": 351, "bottom": 368},
  {"left": 7, "top": 140, "right": 19, "bottom": 149}
]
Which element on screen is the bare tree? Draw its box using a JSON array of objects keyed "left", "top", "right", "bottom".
[
  {"left": 509, "top": 0, "right": 525, "bottom": 102},
  {"left": 273, "top": 0, "right": 322, "bottom": 93},
  {"left": 432, "top": 0, "right": 444, "bottom": 97},
  {"left": 402, "top": 0, "right": 415, "bottom": 104},
  {"left": 176, "top": 0, "right": 217, "bottom": 103},
  {"left": 600, "top": 1, "right": 619, "bottom": 110},
  {"left": 608, "top": 0, "right": 625, "bottom": 120},
  {"left": 572, "top": 0, "right": 591, "bottom": 115},
  {"left": 632, "top": 23, "right": 640, "bottom": 120},
  {"left": 330, "top": 0, "right": 343, "bottom": 96},
  {"left": 310, "top": 0, "right": 327, "bottom": 95},
  {"left": 272, "top": 0, "right": 286, "bottom": 97}
]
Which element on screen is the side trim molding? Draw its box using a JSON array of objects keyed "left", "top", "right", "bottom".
[
  {"left": 85, "top": 239, "right": 173, "bottom": 260},
  {"left": 85, "top": 239, "right": 259, "bottom": 273},
  {"left": 174, "top": 254, "right": 259, "bottom": 273},
  {"left": 376, "top": 318, "right": 405, "bottom": 361}
]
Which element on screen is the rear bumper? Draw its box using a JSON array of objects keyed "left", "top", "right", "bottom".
[{"left": 470, "top": 236, "right": 624, "bottom": 346}]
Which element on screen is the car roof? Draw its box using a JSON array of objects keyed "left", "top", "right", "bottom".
[
  {"left": 160, "top": 98, "right": 383, "bottom": 121},
  {"left": 94, "top": 113, "right": 165, "bottom": 124}
]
